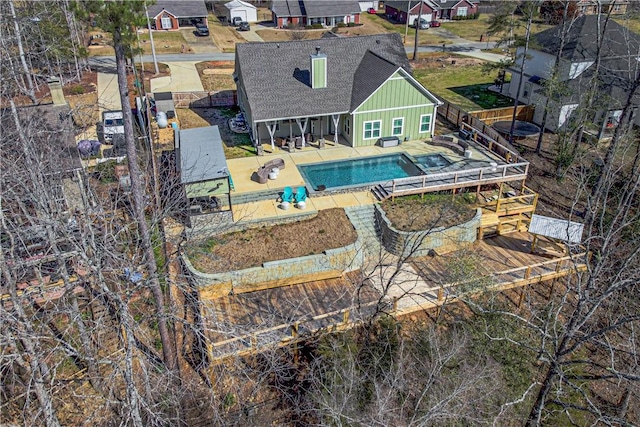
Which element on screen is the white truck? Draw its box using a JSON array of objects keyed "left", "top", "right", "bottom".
[{"left": 102, "top": 110, "right": 124, "bottom": 144}]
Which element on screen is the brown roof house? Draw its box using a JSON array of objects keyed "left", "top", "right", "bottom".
[{"left": 147, "top": 0, "right": 208, "bottom": 30}]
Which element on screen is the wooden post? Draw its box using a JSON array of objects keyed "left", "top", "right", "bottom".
[
  {"left": 342, "top": 309, "right": 350, "bottom": 324},
  {"left": 518, "top": 285, "right": 526, "bottom": 308},
  {"left": 291, "top": 322, "right": 299, "bottom": 338},
  {"left": 524, "top": 266, "right": 531, "bottom": 279},
  {"left": 392, "top": 297, "right": 398, "bottom": 312},
  {"left": 438, "top": 287, "right": 444, "bottom": 302},
  {"left": 531, "top": 234, "right": 538, "bottom": 253}
]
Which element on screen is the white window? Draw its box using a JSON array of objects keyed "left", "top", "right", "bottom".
[
  {"left": 344, "top": 118, "right": 350, "bottom": 135},
  {"left": 363, "top": 120, "right": 381, "bottom": 139},
  {"left": 419, "top": 114, "right": 431, "bottom": 133},
  {"left": 161, "top": 14, "right": 172, "bottom": 29},
  {"left": 392, "top": 118, "right": 404, "bottom": 136},
  {"left": 457, "top": 7, "right": 468, "bottom": 17}
]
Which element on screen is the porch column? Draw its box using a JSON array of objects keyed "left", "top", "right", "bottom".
[
  {"left": 331, "top": 114, "right": 340, "bottom": 145},
  {"left": 319, "top": 116, "right": 323, "bottom": 139},
  {"left": 295, "top": 117, "right": 309, "bottom": 147},
  {"left": 265, "top": 121, "right": 277, "bottom": 151}
]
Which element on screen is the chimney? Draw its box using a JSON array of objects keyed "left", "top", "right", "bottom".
[
  {"left": 47, "top": 77, "right": 67, "bottom": 105},
  {"left": 310, "top": 46, "right": 327, "bottom": 89}
]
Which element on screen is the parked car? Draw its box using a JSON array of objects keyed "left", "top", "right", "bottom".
[
  {"left": 102, "top": 110, "right": 124, "bottom": 144},
  {"left": 238, "top": 21, "right": 250, "bottom": 31},
  {"left": 430, "top": 20, "right": 441, "bottom": 27},
  {"left": 367, "top": 7, "right": 377, "bottom": 14},
  {"left": 414, "top": 18, "right": 429, "bottom": 29},
  {"left": 231, "top": 16, "right": 242, "bottom": 26},
  {"left": 195, "top": 23, "right": 209, "bottom": 36}
]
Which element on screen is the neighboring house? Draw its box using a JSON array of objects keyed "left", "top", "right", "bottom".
[
  {"left": 576, "top": 0, "right": 629, "bottom": 15},
  {"left": 224, "top": 0, "right": 258, "bottom": 23},
  {"left": 384, "top": 1, "right": 438, "bottom": 25},
  {"left": 271, "top": 0, "right": 361, "bottom": 28},
  {"left": 175, "top": 126, "right": 232, "bottom": 217},
  {"left": 234, "top": 34, "right": 442, "bottom": 149},
  {"left": 435, "top": 0, "right": 478, "bottom": 19},
  {"left": 507, "top": 15, "right": 640, "bottom": 136},
  {"left": 147, "top": 0, "right": 208, "bottom": 30},
  {"left": 384, "top": 0, "right": 478, "bottom": 24}
]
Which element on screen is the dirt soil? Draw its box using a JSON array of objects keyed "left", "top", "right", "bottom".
[
  {"left": 382, "top": 196, "right": 477, "bottom": 231},
  {"left": 187, "top": 208, "right": 357, "bottom": 273},
  {"left": 195, "top": 61, "right": 235, "bottom": 91}
]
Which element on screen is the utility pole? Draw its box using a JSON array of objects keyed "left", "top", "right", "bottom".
[
  {"left": 412, "top": 0, "right": 422, "bottom": 60},
  {"left": 144, "top": 4, "right": 159, "bottom": 75},
  {"left": 404, "top": 0, "right": 411, "bottom": 44}
]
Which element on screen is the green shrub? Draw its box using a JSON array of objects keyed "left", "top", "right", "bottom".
[
  {"left": 347, "top": 22, "right": 360, "bottom": 27},
  {"left": 69, "top": 85, "right": 85, "bottom": 95},
  {"left": 336, "top": 22, "right": 347, "bottom": 28}
]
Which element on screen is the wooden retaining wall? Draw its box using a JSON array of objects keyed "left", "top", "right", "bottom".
[{"left": 468, "top": 105, "right": 534, "bottom": 125}]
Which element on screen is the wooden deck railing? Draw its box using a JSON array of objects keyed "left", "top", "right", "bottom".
[
  {"left": 380, "top": 161, "right": 529, "bottom": 199},
  {"left": 203, "top": 250, "right": 587, "bottom": 363}
]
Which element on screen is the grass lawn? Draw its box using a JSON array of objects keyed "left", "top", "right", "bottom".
[
  {"left": 412, "top": 53, "right": 513, "bottom": 111},
  {"left": 613, "top": 15, "right": 640, "bottom": 34},
  {"left": 442, "top": 15, "right": 554, "bottom": 43},
  {"left": 138, "top": 31, "right": 188, "bottom": 55},
  {"left": 363, "top": 13, "right": 450, "bottom": 45},
  {"left": 195, "top": 61, "right": 235, "bottom": 91},
  {"left": 208, "top": 14, "right": 245, "bottom": 52}
]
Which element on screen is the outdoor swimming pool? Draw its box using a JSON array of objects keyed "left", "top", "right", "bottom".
[
  {"left": 414, "top": 153, "right": 451, "bottom": 169},
  {"left": 298, "top": 153, "right": 427, "bottom": 191}
]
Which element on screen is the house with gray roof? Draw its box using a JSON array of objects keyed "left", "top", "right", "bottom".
[
  {"left": 271, "top": 0, "right": 362, "bottom": 28},
  {"left": 234, "top": 33, "right": 442, "bottom": 150},
  {"left": 147, "top": 0, "right": 208, "bottom": 31},
  {"left": 384, "top": 0, "right": 478, "bottom": 25},
  {"left": 507, "top": 15, "right": 640, "bottom": 137}
]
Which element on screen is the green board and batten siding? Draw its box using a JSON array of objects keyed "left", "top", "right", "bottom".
[{"left": 351, "top": 71, "right": 437, "bottom": 147}]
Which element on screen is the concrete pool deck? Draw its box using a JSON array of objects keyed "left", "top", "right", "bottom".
[{"left": 226, "top": 139, "right": 503, "bottom": 223}]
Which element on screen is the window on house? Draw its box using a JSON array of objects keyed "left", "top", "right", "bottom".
[
  {"left": 344, "top": 118, "right": 350, "bottom": 135},
  {"left": 392, "top": 118, "right": 404, "bottom": 136},
  {"left": 161, "top": 14, "right": 172, "bottom": 29},
  {"left": 363, "top": 120, "right": 381, "bottom": 139},
  {"left": 613, "top": 4, "right": 621, "bottom": 12},
  {"left": 419, "top": 115, "right": 431, "bottom": 133},
  {"left": 457, "top": 7, "right": 468, "bottom": 17}
]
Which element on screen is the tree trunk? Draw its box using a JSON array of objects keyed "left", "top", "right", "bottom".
[{"left": 112, "top": 27, "right": 177, "bottom": 373}]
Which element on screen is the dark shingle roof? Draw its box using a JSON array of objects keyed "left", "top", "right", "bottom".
[
  {"left": 350, "top": 51, "right": 401, "bottom": 110},
  {"left": 305, "top": 1, "right": 361, "bottom": 17},
  {"left": 235, "top": 34, "right": 411, "bottom": 121},
  {"left": 384, "top": 1, "right": 423, "bottom": 13},
  {"left": 272, "top": 0, "right": 360, "bottom": 17},
  {"left": 271, "top": 0, "right": 303, "bottom": 17},
  {"left": 147, "top": 0, "right": 208, "bottom": 19},
  {"left": 533, "top": 15, "right": 640, "bottom": 61}
]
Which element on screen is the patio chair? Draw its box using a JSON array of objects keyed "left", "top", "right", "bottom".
[
  {"left": 279, "top": 187, "right": 294, "bottom": 203},
  {"left": 295, "top": 186, "right": 307, "bottom": 208}
]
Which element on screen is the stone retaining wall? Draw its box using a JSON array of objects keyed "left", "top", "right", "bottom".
[
  {"left": 182, "top": 241, "right": 364, "bottom": 294},
  {"left": 374, "top": 205, "right": 481, "bottom": 258}
]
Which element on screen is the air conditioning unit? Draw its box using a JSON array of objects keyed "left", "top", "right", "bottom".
[{"left": 189, "top": 205, "right": 202, "bottom": 215}]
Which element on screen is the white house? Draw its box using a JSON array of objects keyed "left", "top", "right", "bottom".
[
  {"left": 507, "top": 15, "right": 640, "bottom": 137},
  {"left": 224, "top": 0, "right": 258, "bottom": 23}
]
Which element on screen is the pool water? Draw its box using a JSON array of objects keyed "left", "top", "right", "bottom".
[
  {"left": 414, "top": 154, "right": 451, "bottom": 169},
  {"left": 298, "top": 154, "right": 423, "bottom": 191}
]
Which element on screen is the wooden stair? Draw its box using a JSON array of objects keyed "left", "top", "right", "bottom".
[{"left": 371, "top": 184, "right": 391, "bottom": 201}]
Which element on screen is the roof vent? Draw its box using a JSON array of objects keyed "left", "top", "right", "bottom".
[
  {"left": 376, "top": 39, "right": 380, "bottom": 44},
  {"left": 316, "top": 46, "right": 321, "bottom": 54}
]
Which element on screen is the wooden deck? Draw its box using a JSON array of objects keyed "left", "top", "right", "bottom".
[
  {"left": 199, "top": 233, "right": 587, "bottom": 363},
  {"left": 201, "top": 272, "right": 381, "bottom": 360}
]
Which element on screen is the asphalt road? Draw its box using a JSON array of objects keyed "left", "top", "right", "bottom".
[{"left": 87, "top": 41, "right": 507, "bottom": 71}]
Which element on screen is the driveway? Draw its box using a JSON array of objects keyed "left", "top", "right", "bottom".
[
  {"left": 179, "top": 28, "right": 221, "bottom": 54},
  {"left": 236, "top": 25, "right": 264, "bottom": 42},
  {"left": 150, "top": 61, "right": 205, "bottom": 92}
]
